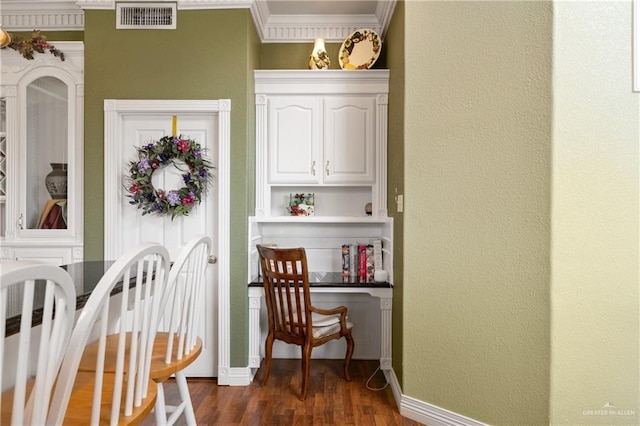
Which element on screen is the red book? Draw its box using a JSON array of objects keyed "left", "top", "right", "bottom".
[{"left": 358, "top": 244, "right": 367, "bottom": 283}]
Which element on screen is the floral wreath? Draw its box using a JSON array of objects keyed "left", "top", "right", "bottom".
[{"left": 125, "top": 135, "right": 213, "bottom": 219}]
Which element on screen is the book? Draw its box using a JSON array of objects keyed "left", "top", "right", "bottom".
[
  {"left": 372, "top": 238, "right": 383, "bottom": 271},
  {"left": 38, "top": 199, "right": 67, "bottom": 229},
  {"left": 366, "top": 245, "right": 374, "bottom": 282},
  {"left": 341, "top": 244, "right": 350, "bottom": 278},
  {"left": 349, "top": 244, "right": 358, "bottom": 278},
  {"left": 358, "top": 244, "right": 367, "bottom": 282}
]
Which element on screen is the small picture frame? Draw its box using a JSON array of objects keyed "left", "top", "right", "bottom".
[{"left": 288, "top": 193, "right": 314, "bottom": 216}]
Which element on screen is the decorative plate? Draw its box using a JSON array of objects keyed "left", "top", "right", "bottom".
[{"left": 338, "top": 29, "right": 382, "bottom": 70}]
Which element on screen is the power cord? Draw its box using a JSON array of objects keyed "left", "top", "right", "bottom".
[{"left": 365, "top": 364, "right": 388, "bottom": 391}]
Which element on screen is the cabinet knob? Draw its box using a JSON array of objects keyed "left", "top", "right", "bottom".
[
  {"left": 208, "top": 255, "right": 217, "bottom": 264},
  {"left": 325, "top": 160, "right": 330, "bottom": 176},
  {"left": 311, "top": 160, "right": 316, "bottom": 176}
]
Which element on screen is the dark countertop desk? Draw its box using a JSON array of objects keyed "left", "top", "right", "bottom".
[
  {"left": 5, "top": 261, "right": 117, "bottom": 337},
  {"left": 248, "top": 271, "right": 393, "bottom": 373},
  {"left": 248, "top": 271, "right": 392, "bottom": 288}
]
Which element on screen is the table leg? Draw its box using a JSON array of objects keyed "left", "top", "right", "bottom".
[{"left": 248, "top": 294, "right": 263, "bottom": 369}]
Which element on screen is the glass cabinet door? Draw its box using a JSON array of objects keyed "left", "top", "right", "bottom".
[{"left": 24, "top": 76, "right": 68, "bottom": 230}]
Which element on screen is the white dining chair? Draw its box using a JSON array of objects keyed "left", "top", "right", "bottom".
[
  {"left": 0, "top": 261, "right": 76, "bottom": 425},
  {"left": 152, "top": 235, "right": 212, "bottom": 426},
  {"left": 47, "top": 243, "right": 171, "bottom": 426}
]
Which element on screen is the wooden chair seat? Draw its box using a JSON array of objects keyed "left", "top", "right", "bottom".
[
  {"left": 60, "top": 372, "right": 157, "bottom": 426},
  {"left": 77, "top": 332, "right": 203, "bottom": 382},
  {"left": 0, "top": 381, "right": 36, "bottom": 425},
  {"left": 1, "top": 373, "right": 157, "bottom": 426}
]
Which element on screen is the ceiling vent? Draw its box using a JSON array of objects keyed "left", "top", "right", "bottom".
[{"left": 116, "top": 2, "right": 177, "bottom": 30}]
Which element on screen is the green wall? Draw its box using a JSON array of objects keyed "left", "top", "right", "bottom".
[
  {"left": 82, "top": 8, "right": 258, "bottom": 366},
  {"left": 403, "top": 2, "right": 553, "bottom": 424},
  {"left": 384, "top": 0, "right": 405, "bottom": 385}
]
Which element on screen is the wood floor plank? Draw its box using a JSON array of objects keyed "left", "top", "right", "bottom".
[{"left": 142, "top": 359, "right": 422, "bottom": 425}]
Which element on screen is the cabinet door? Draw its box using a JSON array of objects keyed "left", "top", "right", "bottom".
[
  {"left": 267, "top": 97, "right": 322, "bottom": 184},
  {"left": 22, "top": 76, "right": 71, "bottom": 232},
  {"left": 11, "top": 246, "right": 73, "bottom": 265},
  {"left": 323, "top": 97, "right": 375, "bottom": 184}
]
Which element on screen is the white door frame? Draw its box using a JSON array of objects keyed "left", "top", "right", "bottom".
[{"left": 103, "top": 99, "right": 231, "bottom": 383}]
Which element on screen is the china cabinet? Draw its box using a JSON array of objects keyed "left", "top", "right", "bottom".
[{"left": 0, "top": 42, "right": 84, "bottom": 264}]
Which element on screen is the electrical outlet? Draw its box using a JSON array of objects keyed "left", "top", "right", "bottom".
[{"left": 396, "top": 194, "right": 403, "bottom": 213}]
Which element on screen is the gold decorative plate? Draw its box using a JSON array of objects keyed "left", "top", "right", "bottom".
[{"left": 338, "top": 29, "right": 382, "bottom": 70}]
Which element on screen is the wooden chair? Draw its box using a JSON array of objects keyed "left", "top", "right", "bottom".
[
  {"left": 73, "top": 236, "right": 211, "bottom": 425},
  {"left": 0, "top": 261, "right": 76, "bottom": 425},
  {"left": 256, "top": 245, "right": 355, "bottom": 400},
  {"left": 48, "top": 243, "right": 171, "bottom": 425},
  {"left": 152, "top": 235, "right": 211, "bottom": 425}
]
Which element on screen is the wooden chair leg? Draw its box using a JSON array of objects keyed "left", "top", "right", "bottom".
[
  {"left": 344, "top": 332, "right": 355, "bottom": 382},
  {"left": 262, "top": 334, "right": 275, "bottom": 385},
  {"left": 300, "top": 343, "right": 313, "bottom": 401}
]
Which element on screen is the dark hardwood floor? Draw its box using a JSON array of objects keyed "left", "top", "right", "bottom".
[{"left": 144, "top": 359, "right": 422, "bottom": 425}]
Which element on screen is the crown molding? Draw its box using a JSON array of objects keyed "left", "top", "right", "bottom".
[
  {"left": 75, "top": 0, "right": 252, "bottom": 10},
  {"left": 250, "top": 0, "right": 396, "bottom": 43},
  {"left": 0, "top": 0, "right": 84, "bottom": 31},
  {"left": 0, "top": 0, "right": 396, "bottom": 42}
]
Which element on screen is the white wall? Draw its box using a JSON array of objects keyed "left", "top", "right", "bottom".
[{"left": 551, "top": 1, "right": 640, "bottom": 424}]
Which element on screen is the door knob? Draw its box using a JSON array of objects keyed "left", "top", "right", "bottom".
[{"left": 208, "top": 255, "right": 217, "bottom": 264}]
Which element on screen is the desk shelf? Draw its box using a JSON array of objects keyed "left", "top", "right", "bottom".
[
  {"left": 248, "top": 217, "right": 393, "bottom": 284},
  {"left": 251, "top": 216, "right": 391, "bottom": 224}
]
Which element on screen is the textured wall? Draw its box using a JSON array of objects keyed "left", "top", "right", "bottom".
[
  {"left": 403, "top": 2, "right": 552, "bottom": 424},
  {"left": 384, "top": 0, "right": 405, "bottom": 384},
  {"left": 82, "top": 9, "right": 258, "bottom": 366},
  {"left": 550, "top": 2, "right": 640, "bottom": 424}
]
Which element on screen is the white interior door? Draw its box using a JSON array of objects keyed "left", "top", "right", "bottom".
[{"left": 111, "top": 112, "right": 218, "bottom": 377}]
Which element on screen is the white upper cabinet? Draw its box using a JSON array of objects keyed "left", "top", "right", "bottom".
[
  {"left": 323, "top": 96, "right": 375, "bottom": 184},
  {"left": 267, "top": 96, "right": 321, "bottom": 184},
  {"left": 267, "top": 95, "right": 375, "bottom": 185},
  {"left": 255, "top": 70, "right": 389, "bottom": 218},
  {"left": 0, "top": 42, "right": 84, "bottom": 264}
]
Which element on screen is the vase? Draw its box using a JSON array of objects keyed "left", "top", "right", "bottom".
[
  {"left": 308, "top": 38, "right": 330, "bottom": 70},
  {"left": 45, "top": 163, "right": 68, "bottom": 199}
]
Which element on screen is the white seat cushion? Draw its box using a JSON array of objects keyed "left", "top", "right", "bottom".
[
  {"left": 312, "top": 316, "right": 353, "bottom": 338},
  {"left": 310, "top": 313, "right": 340, "bottom": 327}
]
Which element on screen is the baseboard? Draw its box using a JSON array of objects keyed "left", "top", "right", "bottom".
[
  {"left": 217, "top": 366, "right": 253, "bottom": 386},
  {"left": 384, "top": 369, "right": 486, "bottom": 426}
]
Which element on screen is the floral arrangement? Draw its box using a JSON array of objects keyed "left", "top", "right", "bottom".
[
  {"left": 2, "top": 30, "right": 65, "bottom": 61},
  {"left": 126, "top": 135, "right": 213, "bottom": 219},
  {"left": 288, "top": 193, "right": 315, "bottom": 216}
]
